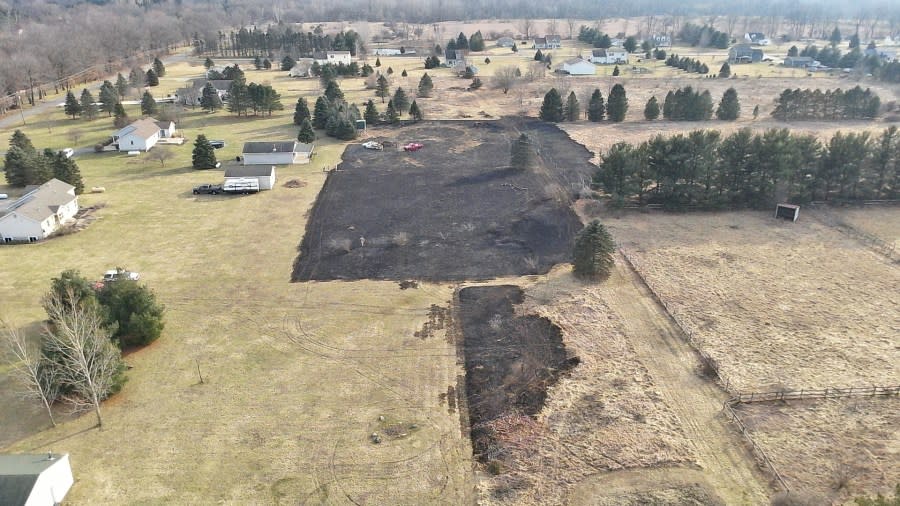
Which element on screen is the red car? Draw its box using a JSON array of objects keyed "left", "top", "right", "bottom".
[{"left": 403, "top": 142, "right": 424, "bottom": 152}]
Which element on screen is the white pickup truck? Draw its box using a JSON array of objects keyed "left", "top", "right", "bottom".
[{"left": 103, "top": 269, "right": 140, "bottom": 282}]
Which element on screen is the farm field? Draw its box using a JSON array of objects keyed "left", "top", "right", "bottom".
[
  {"left": 603, "top": 209, "right": 900, "bottom": 392},
  {"left": 735, "top": 396, "right": 900, "bottom": 502}
]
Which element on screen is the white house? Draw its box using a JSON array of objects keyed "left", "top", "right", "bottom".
[
  {"left": 0, "top": 179, "right": 78, "bottom": 243},
  {"left": 496, "top": 37, "right": 515, "bottom": 48},
  {"left": 445, "top": 49, "right": 467, "bottom": 67},
  {"left": 314, "top": 51, "right": 352, "bottom": 66},
  {"left": 289, "top": 58, "right": 315, "bottom": 77},
  {"left": 745, "top": 32, "right": 771, "bottom": 45},
  {"left": 373, "top": 48, "right": 402, "bottom": 56},
  {"left": 533, "top": 35, "right": 561, "bottom": 49},
  {"left": 225, "top": 165, "right": 276, "bottom": 190},
  {"left": 559, "top": 57, "right": 595, "bottom": 75},
  {"left": 241, "top": 141, "right": 314, "bottom": 165},
  {"left": 176, "top": 79, "right": 232, "bottom": 105},
  {"left": 113, "top": 118, "right": 175, "bottom": 152},
  {"left": 591, "top": 48, "right": 629, "bottom": 64},
  {"left": 0, "top": 453, "right": 74, "bottom": 505}
]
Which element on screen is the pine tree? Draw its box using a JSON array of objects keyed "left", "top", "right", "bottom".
[
  {"left": 293, "top": 97, "right": 310, "bottom": 125},
  {"left": 539, "top": 88, "right": 564, "bottom": 122},
  {"left": 9, "top": 130, "right": 34, "bottom": 153},
  {"left": 587, "top": 89, "right": 605, "bottom": 122},
  {"left": 335, "top": 119, "right": 357, "bottom": 140},
  {"left": 408, "top": 100, "right": 423, "bottom": 121},
  {"left": 200, "top": 83, "right": 223, "bottom": 112},
  {"left": 313, "top": 96, "right": 330, "bottom": 128},
  {"left": 324, "top": 80, "right": 344, "bottom": 102},
  {"left": 64, "top": 90, "right": 82, "bottom": 119},
  {"left": 457, "top": 32, "right": 469, "bottom": 50},
  {"left": 830, "top": 27, "right": 842, "bottom": 47},
  {"left": 50, "top": 151, "right": 84, "bottom": 193},
  {"left": 253, "top": 56, "right": 262, "bottom": 69},
  {"left": 401, "top": 69, "right": 408, "bottom": 77},
  {"left": 753, "top": 105, "right": 760, "bottom": 119},
  {"left": 192, "top": 134, "right": 217, "bottom": 169},
  {"left": 80, "top": 89, "right": 98, "bottom": 120},
  {"left": 418, "top": 73, "right": 434, "bottom": 98},
  {"left": 281, "top": 55, "right": 296, "bottom": 71},
  {"left": 129, "top": 67, "right": 142, "bottom": 88},
  {"left": 204, "top": 57, "right": 215, "bottom": 69},
  {"left": 663, "top": 91, "right": 675, "bottom": 119},
  {"left": 3, "top": 147, "right": 30, "bottom": 186},
  {"left": 375, "top": 57, "right": 382, "bottom": 67},
  {"left": 716, "top": 88, "right": 740, "bottom": 120},
  {"left": 510, "top": 133, "right": 536, "bottom": 170},
  {"left": 386, "top": 99, "right": 400, "bottom": 123},
  {"left": 227, "top": 80, "right": 250, "bottom": 116},
  {"left": 297, "top": 118, "right": 316, "bottom": 143},
  {"left": 607, "top": 84, "right": 628, "bottom": 122},
  {"left": 153, "top": 57, "right": 166, "bottom": 77},
  {"left": 113, "top": 103, "right": 129, "bottom": 128},
  {"left": 115, "top": 73, "right": 129, "bottom": 99},
  {"left": 644, "top": 96, "right": 660, "bottom": 120},
  {"left": 612, "top": 65, "right": 620, "bottom": 76},
  {"left": 565, "top": 91, "right": 580, "bottom": 121},
  {"left": 387, "top": 67, "right": 394, "bottom": 75},
  {"left": 263, "top": 58, "right": 272, "bottom": 70},
  {"left": 145, "top": 68, "right": 159, "bottom": 87},
  {"left": 364, "top": 100, "right": 379, "bottom": 124},
  {"left": 99, "top": 81, "right": 119, "bottom": 117},
  {"left": 141, "top": 90, "right": 158, "bottom": 116},
  {"left": 788, "top": 46, "right": 799, "bottom": 57},
  {"left": 392, "top": 87, "right": 409, "bottom": 115},
  {"left": 718, "top": 62, "right": 731, "bottom": 78},
  {"left": 534, "top": 49, "right": 544, "bottom": 61},
  {"left": 376, "top": 74, "right": 390, "bottom": 103},
  {"left": 470, "top": 31, "right": 485, "bottom": 51},
  {"left": 512, "top": 43, "right": 518, "bottom": 53},
  {"left": 573, "top": 220, "right": 616, "bottom": 280}
]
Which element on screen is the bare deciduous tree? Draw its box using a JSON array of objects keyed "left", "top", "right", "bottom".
[
  {"left": 517, "top": 19, "right": 534, "bottom": 39},
  {"left": 547, "top": 19, "right": 559, "bottom": 36},
  {"left": 42, "top": 291, "right": 124, "bottom": 428},
  {"left": 491, "top": 65, "right": 520, "bottom": 94},
  {"left": 2, "top": 318, "right": 61, "bottom": 427},
  {"left": 147, "top": 147, "right": 174, "bottom": 167},
  {"left": 566, "top": 19, "right": 577, "bottom": 39}
]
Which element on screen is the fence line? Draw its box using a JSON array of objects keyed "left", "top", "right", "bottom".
[
  {"left": 727, "top": 385, "right": 900, "bottom": 405},
  {"left": 807, "top": 204, "right": 899, "bottom": 262},
  {"left": 721, "top": 401, "right": 791, "bottom": 492}
]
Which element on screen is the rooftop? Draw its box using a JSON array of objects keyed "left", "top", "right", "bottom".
[
  {"left": 225, "top": 165, "right": 276, "bottom": 178},
  {"left": 115, "top": 117, "right": 164, "bottom": 140},
  {"left": 1, "top": 179, "right": 76, "bottom": 223},
  {"left": 242, "top": 141, "right": 298, "bottom": 154},
  {"left": 0, "top": 453, "right": 67, "bottom": 506}
]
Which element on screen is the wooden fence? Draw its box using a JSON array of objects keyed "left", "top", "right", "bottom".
[
  {"left": 807, "top": 203, "right": 899, "bottom": 262},
  {"left": 728, "top": 385, "right": 900, "bottom": 405}
]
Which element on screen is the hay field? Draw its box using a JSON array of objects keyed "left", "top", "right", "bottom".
[
  {"left": 736, "top": 396, "right": 900, "bottom": 503},
  {"left": 604, "top": 210, "right": 900, "bottom": 393}
]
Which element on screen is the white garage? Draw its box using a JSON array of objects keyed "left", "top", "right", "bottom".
[
  {"left": 0, "top": 453, "right": 74, "bottom": 505},
  {"left": 241, "top": 141, "right": 314, "bottom": 165},
  {"left": 224, "top": 165, "right": 276, "bottom": 190}
]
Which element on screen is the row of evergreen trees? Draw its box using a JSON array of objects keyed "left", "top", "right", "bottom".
[
  {"left": 577, "top": 26, "right": 615, "bottom": 49},
  {"left": 445, "top": 31, "right": 487, "bottom": 55},
  {"left": 879, "top": 62, "right": 900, "bottom": 83},
  {"left": 771, "top": 86, "right": 880, "bottom": 121},
  {"left": 227, "top": 79, "right": 284, "bottom": 117},
  {"left": 594, "top": 127, "right": 899, "bottom": 209},
  {"left": 212, "top": 27, "right": 362, "bottom": 58},
  {"left": 540, "top": 86, "right": 628, "bottom": 122},
  {"left": 665, "top": 54, "right": 710, "bottom": 74},
  {"left": 678, "top": 23, "right": 730, "bottom": 49},
  {"left": 3, "top": 131, "right": 84, "bottom": 192}
]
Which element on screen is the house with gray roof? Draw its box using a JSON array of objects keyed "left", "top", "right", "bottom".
[
  {"left": 241, "top": 141, "right": 314, "bottom": 165},
  {"left": 176, "top": 79, "right": 233, "bottom": 105},
  {"left": 533, "top": 35, "right": 561, "bottom": 49},
  {"left": 784, "top": 56, "right": 814, "bottom": 68},
  {"left": 728, "top": 44, "right": 764, "bottom": 63},
  {"left": 0, "top": 179, "right": 78, "bottom": 243},
  {"left": 0, "top": 453, "right": 73, "bottom": 505}
]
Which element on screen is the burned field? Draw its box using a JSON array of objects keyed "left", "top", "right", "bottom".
[
  {"left": 292, "top": 119, "right": 594, "bottom": 281},
  {"left": 457, "top": 285, "right": 578, "bottom": 464}
]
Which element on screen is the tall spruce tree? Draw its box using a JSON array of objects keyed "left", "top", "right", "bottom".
[
  {"left": 718, "top": 62, "right": 731, "bottom": 78},
  {"left": 539, "top": 88, "right": 564, "bottom": 122},
  {"left": 565, "top": 91, "right": 580, "bottom": 121},
  {"left": 192, "top": 134, "right": 217, "bottom": 169},
  {"left": 313, "top": 96, "right": 330, "bottom": 128},
  {"left": 418, "top": 73, "right": 434, "bottom": 97},
  {"left": 99, "top": 81, "right": 118, "bottom": 117},
  {"left": 612, "top": 65, "right": 620, "bottom": 76},
  {"left": 281, "top": 55, "right": 296, "bottom": 71},
  {"left": 227, "top": 80, "right": 250, "bottom": 116},
  {"left": 50, "top": 151, "right": 84, "bottom": 193},
  {"left": 3, "top": 147, "right": 30, "bottom": 186},
  {"left": 510, "top": 133, "right": 536, "bottom": 170},
  {"left": 644, "top": 96, "right": 660, "bottom": 120},
  {"left": 408, "top": 100, "right": 423, "bottom": 121},
  {"left": 386, "top": 99, "right": 400, "bottom": 123},
  {"left": 364, "top": 100, "right": 379, "bottom": 124},
  {"left": 113, "top": 103, "right": 129, "bottom": 128},
  {"left": 129, "top": 67, "right": 142, "bottom": 88},
  {"left": 115, "top": 73, "right": 129, "bottom": 99},
  {"left": 64, "top": 90, "right": 82, "bottom": 119},
  {"left": 573, "top": 220, "right": 616, "bottom": 280},
  {"left": 324, "top": 81, "right": 344, "bottom": 102},
  {"left": 141, "top": 90, "right": 158, "bottom": 116},
  {"left": 80, "top": 89, "right": 98, "bottom": 120},
  {"left": 716, "top": 88, "right": 740, "bottom": 120},
  {"left": 145, "top": 68, "right": 159, "bottom": 87},
  {"left": 392, "top": 88, "right": 410, "bottom": 115},
  {"left": 297, "top": 118, "right": 316, "bottom": 143},
  {"left": 153, "top": 57, "right": 166, "bottom": 77},
  {"left": 376, "top": 74, "right": 390, "bottom": 103},
  {"left": 200, "top": 83, "right": 223, "bottom": 112},
  {"left": 204, "top": 57, "right": 215, "bottom": 69},
  {"left": 607, "top": 84, "right": 628, "bottom": 122},
  {"left": 293, "top": 97, "right": 311, "bottom": 125},
  {"left": 587, "top": 89, "right": 605, "bottom": 122}
]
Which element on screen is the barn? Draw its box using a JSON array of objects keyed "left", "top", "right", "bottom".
[
  {"left": 0, "top": 453, "right": 74, "bottom": 506},
  {"left": 241, "top": 141, "right": 314, "bottom": 165},
  {"left": 224, "top": 166, "right": 276, "bottom": 190}
]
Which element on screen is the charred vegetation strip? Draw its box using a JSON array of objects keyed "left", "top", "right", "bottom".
[{"left": 456, "top": 285, "right": 579, "bottom": 465}]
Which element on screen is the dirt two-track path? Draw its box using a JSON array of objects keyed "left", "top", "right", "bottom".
[{"left": 573, "top": 254, "right": 771, "bottom": 504}]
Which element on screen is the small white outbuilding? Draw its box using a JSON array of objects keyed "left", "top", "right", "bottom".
[
  {"left": 559, "top": 57, "right": 596, "bottom": 75},
  {"left": 241, "top": 141, "right": 314, "bottom": 165},
  {"left": 0, "top": 453, "right": 74, "bottom": 506},
  {"left": 224, "top": 165, "right": 276, "bottom": 190}
]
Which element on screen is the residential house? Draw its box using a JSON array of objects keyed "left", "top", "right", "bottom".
[
  {"left": 445, "top": 49, "right": 467, "bottom": 67},
  {"left": 176, "top": 79, "right": 232, "bottom": 106},
  {"left": 313, "top": 51, "right": 352, "bottom": 66},
  {"left": 0, "top": 453, "right": 74, "bottom": 505},
  {"left": 783, "top": 56, "right": 814, "bottom": 68},
  {"left": 113, "top": 118, "right": 175, "bottom": 151},
  {"left": 745, "top": 32, "right": 771, "bottom": 45},
  {"left": 289, "top": 58, "right": 316, "bottom": 77},
  {"left": 590, "top": 48, "right": 629, "bottom": 64},
  {"left": 611, "top": 38, "right": 626, "bottom": 47},
  {"left": 224, "top": 165, "right": 276, "bottom": 190},
  {"left": 559, "top": 57, "right": 595, "bottom": 75},
  {"left": 241, "top": 141, "right": 314, "bottom": 165},
  {"left": 533, "top": 35, "right": 561, "bottom": 49},
  {"left": 651, "top": 34, "right": 672, "bottom": 47},
  {"left": 0, "top": 179, "right": 78, "bottom": 243},
  {"left": 496, "top": 37, "right": 515, "bottom": 48},
  {"left": 728, "top": 44, "right": 764, "bottom": 63}
]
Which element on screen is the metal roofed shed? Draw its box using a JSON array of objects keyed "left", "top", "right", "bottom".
[
  {"left": 224, "top": 165, "right": 276, "bottom": 190},
  {"left": 0, "top": 453, "right": 74, "bottom": 506},
  {"left": 240, "top": 141, "right": 314, "bottom": 165}
]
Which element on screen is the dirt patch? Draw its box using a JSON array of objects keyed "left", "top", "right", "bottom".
[
  {"left": 735, "top": 397, "right": 900, "bottom": 503},
  {"left": 292, "top": 119, "right": 595, "bottom": 281},
  {"left": 457, "top": 285, "right": 577, "bottom": 463},
  {"left": 283, "top": 179, "right": 306, "bottom": 188}
]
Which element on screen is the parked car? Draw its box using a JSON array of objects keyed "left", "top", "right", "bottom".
[
  {"left": 60, "top": 148, "right": 75, "bottom": 158},
  {"left": 403, "top": 142, "right": 424, "bottom": 152},
  {"left": 363, "top": 141, "right": 383, "bottom": 150},
  {"left": 210, "top": 140, "right": 226, "bottom": 149},
  {"left": 103, "top": 269, "right": 140, "bottom": 282},
  {"left": 193, "top": 184, "right": 223, "bottom": 195},
  {"left": 0, "top": 194, "right": 8, "bottom": 200}
]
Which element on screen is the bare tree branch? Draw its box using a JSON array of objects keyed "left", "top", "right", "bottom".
[{"left": 1, "top": 318, "right": 60, "bottom": 427}]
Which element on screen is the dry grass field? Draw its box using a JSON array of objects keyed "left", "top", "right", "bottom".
[
  {"left": 603, "top": 209, "right": 900, "bottom": 392},
  {"left": 736, "top": 396, "right": 900, "bottom": 503}
]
